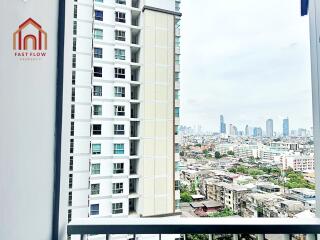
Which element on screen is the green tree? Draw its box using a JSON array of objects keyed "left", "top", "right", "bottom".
[
  {"left": 214, "top": 151, "right": 221, "bottom": 159},
  {"left": 180, "top": 191, "right": 192, "bottom": 202},
  {"left": 186, "top": 234, "right": 209, "bottom": 240},
  {"left": 227, "top": 150, "right": 235, "bottom": 156},
  {"left": 208, "top": 208, "right": 235, "bottom": 217}
]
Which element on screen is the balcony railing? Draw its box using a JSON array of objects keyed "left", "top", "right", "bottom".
[{"left": 68, "top": 218, "right": 320, "bottom": 239}]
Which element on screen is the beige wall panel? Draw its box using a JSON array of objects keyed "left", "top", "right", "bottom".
[
  {"left": 155, "top": 85, "right": 168, "bottom": 101},
  {"left": 156, "top": 67, "right": 168, "bottom": 83},
  {"left": 141, "top": 9, "right": 175, "bottom": 216},
  {"left": 156, "top": 29, "right": 168, "bottom": 46},
  {"left": 155, "top": 13, "right": 168, "bottom": 28},
  {"left": 155, "top": 121, "right": 167, "bottom": 138},
  {"left": 155, "top": 139, "right": 167, "bottom": 156},
  {"left": 155, "top": 157, "right": 167, "bottom": 176},
  {"left": 143, "top": 138, "right": 155, "bottom": 156},
  {"left": 155, "top": 103, "right": 167, "bottom": 119}
]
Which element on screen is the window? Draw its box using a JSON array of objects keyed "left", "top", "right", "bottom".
[
  {"left": 175, "top": 107, "right": 180, "bottom": 118},
  {"left": 72, "top": 54, "right": 76, "bottom": 68},
  {"left": 115, "top": 11, "right": 126, "bottom": 23},
  {"left": 74, "top": 5, "right": 77, "bottom": 18},
  {"left": 175, "top": 72, "right": 180, "bottom": 82},
  {"left": 175, "top": 90, "right": 180, "bottom": 100},
  {"left": 94, "top": 66, "right": 102, "bottom": 77},
  {"left": 114, "top": 105, "right": 125, "bottom": 116},
  {"left": 114, "top": 86, "right": 125, "bottom": 97},
  {"left": 175, "top": 125, "right": 179, "bottom": 135},
  {"left": 73, "top": 21, "right": 77, "bottom": 35},
  {"left": 95, "top": 0, "right": 103, "bottom": 2},
  {"left": 112, "top": 183, "right": 123, "bottom": 194},
  {"left": 91, "top": 184, "right": 100, "bottom": 195},
  {"left": 71, "top": 88, "right": 75, "bottom": 102},
  {"left": 69, "top": 156, "right": 73, "bottom": 171},
  {"left": 72, "top": 71, "right": 75, "bottom": 85},
  {"left": 112, "top": 202, "right": 123, "bottom": 214},
  {"left": 69, "top": 173, "right": 73, "bottom": 188},
  {"left": 94, "top": 28, "right": 103, "bottom": 40},
  {"left": 70, "top": 139, "right": 74, "bottom": 154},
  {"left": 114, "top": 143, "right": 124, "bottom": 154},
  {"left": 94, "top": 47, "right": 103, "bottom": 58},
  {"left": 93, "top": 105, "right": 102, "bottom": 116},
  {"left": 175, "top": 36, "right": 180, "bottom": 46},
  {"left": 175, "top": 54, "right": 180, "bottom": 64},
  {"left": 175, "top": 180, "right": 180, "bottom": 190},
  {"left": 95, "top": 10, "right": 103, "bottom": 21},
  {"left": 70, "top": 122, "right": 74, "bottom": 136},
  {"left": 91, "top": 163, "right": 100, "bottom": 174},
  {"left": 92, "top": 124, "right": 102, "bottom": 135},
  {"left": 92, "top": 143, "right": 101, "bottom": 155},
  {"left": 113, "top": 163, "right": 124, "bottom": 174},
  {"left": 115, "top": 49, "right": 125, "bottom": 60},
  {"left": 115, "top": 30, "right": 126, "bottom": 41},
  {"left": 93, "top": 86, "right": 102, "bottom": 96},
  {"left": 175, "top": 143, "right": 180, "bottom": 153},
  {"left": 68, "top": 192, "right": 72, "bottom": 206},
  {"left": 73, "top": 37, "right": 76, "bottom": 51},
  {"left": 114, "top": 67, "right": 125, "bottom": 79},
  {"left": 90, "top": 204, "right": 99, "bottom": 215},
  {"left": 116, "top": 0, "right": 126, "bottom": 4},
  {"left": 68, "top": 209, "right": 72, "bottom": 223},
  {"left": 114, "top": 124, "right": 125, "bottom": 135},
  {"left": 71, "top": 105, "right": 75, "bottom": 119}
]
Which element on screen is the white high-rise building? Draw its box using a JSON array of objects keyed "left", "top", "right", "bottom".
[{"left": 67, "top": 0, "right": 182, "bottom": 237}]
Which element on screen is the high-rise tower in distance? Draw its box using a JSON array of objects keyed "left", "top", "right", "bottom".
[
  {"left": 266, "top": 119, "right": 273, "bottom": 137},
  {"left": 283, "top": 117, "right": 289, "bottom": 137},
  {"left": 220, "top": 115, "right": 226, "bottom": 134}
]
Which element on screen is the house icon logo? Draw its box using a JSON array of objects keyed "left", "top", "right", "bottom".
[{"left": 13, "top": 18, "right": 48, "bottom": 60}]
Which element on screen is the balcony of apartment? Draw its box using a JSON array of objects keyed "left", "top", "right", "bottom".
[
  {"left": 131, "top": 10, "right": 141, "bottom": 27},
  {"left": 130, "top": 121, "right": 140, "bottom": 140},
  {"left": 128, "top": 198, "right": 139, "bottom": 216},
  {"left": 132, "top": 0, "right": 140, "bottom": 9},
  {"left": 68, "top": 218, "right": 320, "bottom": 240},
  {"left": 129, "top": 158, "right": 139, "bottom": 177},
  {"left": 129, "top": 178, "right": 139, "bottom": 200},
  {"left": 130, "top": 139, "right": 139, "bottom": 157},
  {"left": 131, "top": 30, "right": 141, "bottom": 46},
  {"left": 131, "top": 48, "right": 141, "bottom": 68},
  {"left": 131, "top": 68, "right": 140, "bottom": 83},
  {"left": 130, "top": 103, "right": 140, "bottom": 121},
  {"left": 130, "top": 85, "right": 140, "bottom": 103}
]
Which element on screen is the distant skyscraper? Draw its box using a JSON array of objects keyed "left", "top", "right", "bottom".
[
  {"left": 245, "top": 125, "right": 249, "bottom": 136},
  {"left": 253, "top": 127, "right": 262, "bottom": 137},
  {"left": 283, "top": 118, "right": 289, "bottom": 137},
  {"left": 266, "top": 119, "right": 273, "bottom": 137},
  {"left": 220, "top": 115, "right": 226, "bottom": 133}
]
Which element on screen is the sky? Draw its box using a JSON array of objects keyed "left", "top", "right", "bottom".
[{"left": 179, "top": 0, "right": 313, "bottom": 133}]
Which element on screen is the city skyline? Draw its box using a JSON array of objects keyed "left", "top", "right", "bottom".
[{"left": 180, "top": 0, "right": 312, "bottom": 132}]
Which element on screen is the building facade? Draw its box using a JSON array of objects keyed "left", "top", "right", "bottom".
[
  {"left": 283, "top": 118, "right": 289, "bottom": 137},
  {"left": 220, "top": 115, "right": 226, "bottom": 134},
  {"left": 266, "top": 119, "right": 273, "bottom": 138},
  {"left": 68, "top": 0, "right": 181, "bottom": 238}
]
